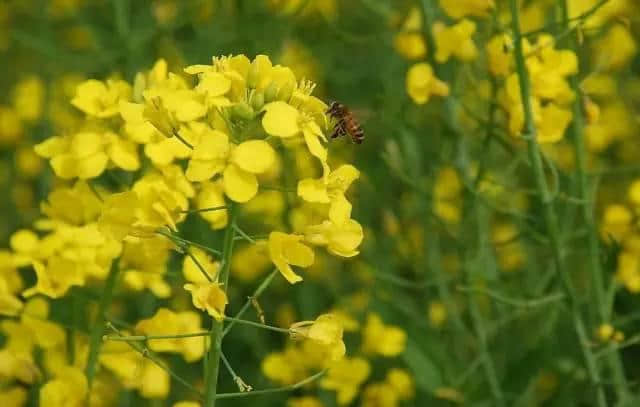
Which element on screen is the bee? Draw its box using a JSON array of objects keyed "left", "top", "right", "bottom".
[{"left": 327, "top": 101, "right": 365, "bottom": 144}]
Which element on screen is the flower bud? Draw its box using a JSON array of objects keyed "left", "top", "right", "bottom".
[
  {"left": 247, "top": 61, "right": 261, "bottom": 89},
  {"left": 277, "top": 81, "right": 294, "bottom": 102},
  {"left": 251, "top": 91, "right": 265, "bottom": 111},
  {"left": 264, "top": 81, "right": 279, "bottom": 103},
  {"left": 231, "top": 102, "right": 254, "bottom": 121}
]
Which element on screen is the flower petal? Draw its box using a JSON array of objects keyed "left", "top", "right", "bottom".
[
  {"left": 223, "top": 164, "right": 258, "bottom": 203},
  {"left": 231, "top": 140, "right": 276, "bottom": 174}
]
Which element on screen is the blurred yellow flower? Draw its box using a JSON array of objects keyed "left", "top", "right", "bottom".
[
  {"left": 386, "top": 368, "right": 415, "bottom": 400},
  {"left": 433, "top": 19, "right": 478, "bottom": 63},
  {"left": 321, "top": 357, "right": 370, "bottom": 405},
  {"left": 40, "top": 366, "right": 87, "bottom": 407},
  {"left": 362, "top": 314, "right": 407, "bottom": 357},
  {"left": 136, "top": 308, "right": 205, "bottom": 362},
  {"left": 439, "top": 0, "right": 494, "bottom": 19},
  {"left": 406, "top": 63, "right": 449, "bottom": 105}
]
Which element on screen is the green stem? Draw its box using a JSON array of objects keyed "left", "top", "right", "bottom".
[
  {"left": 104, "top": 331, "right": 210, "bottom": 341},
  {"left": 215, "top": 370, "right": 326, "bottom": 399},
  {"left": 508, "top": 1, "right": 606, "bottom": 404},
  {"left": 204, "top": 204, "right": 237, "bottom": 407},
  {"left": 456, "top": 286, "right": 565, "bottom": 309},
  {"left": 222, "top": 269, "right": 278, "bottom": 338},
  {"left": 85, "top": 260, "right": 120, "bottom": 389},
  {"left": 559, "top": 0, "right": 630, "bottom": 401},
  {"left": 222, "top": 317, "right": 290, "bottom": 334}
]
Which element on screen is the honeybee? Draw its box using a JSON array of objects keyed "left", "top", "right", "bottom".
[{"left": 327, "top": 101, "right": 365, "bottom": 144}]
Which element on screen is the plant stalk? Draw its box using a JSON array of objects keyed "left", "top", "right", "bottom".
[
  {"left": 508, "top": 1, "right": 606, "bottom": 404},
  {"left": 204, "top": 203, "right": 237, "bottom": 407}
]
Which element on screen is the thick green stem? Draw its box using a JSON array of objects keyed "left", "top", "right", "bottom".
[
  {"left": 508, "top": 1, "right": 606, "bottom": 405},
  {"left": 559, "top": 0, "right": 630, "bottom": 401},
  {"left": 85, "top": 260, "right": 120, "bottom": 389},
  {"left": 204, "top": 204, "right": 237, "bottom": 407}
]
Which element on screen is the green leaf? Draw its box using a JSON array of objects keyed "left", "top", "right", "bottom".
[{"left": 402, "top": 338, "right": 442, "bottom": 392}]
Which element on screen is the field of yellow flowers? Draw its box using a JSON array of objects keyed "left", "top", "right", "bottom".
[{"left": 1, "top": 0, "right": 640, "bottom": 406}]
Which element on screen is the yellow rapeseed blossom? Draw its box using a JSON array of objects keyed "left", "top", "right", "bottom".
[
  {"left": 135, "top": 308, "right": 205, "bottom": 362},
  {"left": 72, "top": 79, "right": 131, "bottom": 118},
  {"left": 321, "top": 357, "right": 371, "bottom": 405},
  {"left": 428, "top": 301, "right": 447, "bottom": 328},
  {"left": 12, "top": 76, "right": 45, "bottom": 122},
  {"left": 290, "top": 313, "right": 346, "bottom": 362},
  {"left": 39, "top": 366, "right": 87, "bottom": 407},
  {"left": 362, "top": 313, "right": 407, "bottom": 357},
  {"left": 439, "top": 0, "right": 494, "bottom": 19},
  {"left": 406, "top": 63, "right": 449, "bottom": 105},
  {"left": 298, "top": 164, "right": 359, "bottom": 224},
  {"left": 593, "top": 24, "right": 637, "bottom": 71},
  {"left": 184, "top": 281, "right": 228, "bottom": 321},
  {"left": 183, "top": 247, "right": 219, "bottom": 284},
  {"left": 393, "top": 8, "right": 427, "bottom": 60},
  {"left": 361, "top": 382, "right": 400, "bottom": 407},
  {"left": 433, "top": 19, "right": 478, "bottom": 63},
  {"left": 268, "top": 231, "right": 315, "bottom": 283},
  {"left": 386, "top": 368, "right": 415, "bottom": 400},
  {"left": 288, "top": 396, "right": 324, "bottom": 407}
]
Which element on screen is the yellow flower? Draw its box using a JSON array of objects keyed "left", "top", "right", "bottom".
[
  {"left": 601, "top": 204, "right": 632, "bottom": 241},
  {"left": 597, "top": 323, "right": 615, "bottom": 342},
  {"left": 268, "top": 231, "right": 315, "bottom": 284},
  {"left": 186, "top": 129, "right": 276, "bottom": 203},
  {"left": 183, "top": 247, "right": 220, "bottom": 284},
  {"left": 362, "top": 314, "right": 407, "bottom": 357},
  {"left": 393, "top": 8, "right": 427, "bottom": 60},
  {"left": 290, "top": 314, "right": 346, "bottom": 362},
  {"left": 288, "top": 396, "right": 324, "bottom": 407},
  {"left": 320, "top": 357, "right": 371, "bottom": 405},
  {"left": 304, "top": 218, "right": 364, "bottom": 258},
  {"left": 184, "top": 282, "right": 228, "bottom": 321},
  {"left": 135, "top": 308, "right": 205, "bottom": 362},
  {"left": 195, "top": 181, "right": 228, "bottom": 229},
  {"left": 98, "top": 191, "right": 141, "bottom": 240},
  {"left": 439, "top": 0, "right": 494, "bottom": 18},
  {"left": 174, "top": 402, "right": 200, "bottom": 407},
  {"left": 386, "top": 368, "right": 415, "bottom": 400},
  {"left": 231, "top": 240, "right": 271, "bottom": 282},
  {"left": 12, "top": 76, "right": 45, "bottom": 122},
  {"left": 100, "top": 340, "right": 170, "bottom": 398},
  {"left": 262, "top": 99, "right": 329, "bottom": 169},
  {"left": 262, "top": 346, "right": 310, "bottom": 385},
  {"left": 406, "top": 63, "right": 449, "bottom": 105},
  {"left": 298, "top": 164, "right": 359, "bottom": 224},
  {"left": 486, "top": 35, "right": 513, "bottom": 77},
  {"left": 40, "top": 366, "right": 87, "bottom": 407},
  {"left": 0, "top": 278, "right": 22, "bottom": 317},
  {"left": 428, "top": 301, "right": 447, "bottom": 328},
  {"left": 593, "top": 24, "right": 637, "bottom": 71},
  {"left": 35, "top": 130, "right": 139, "bottom": 179},
  {"left": 121, "top": 237, "right": 173, "bottom": 298},
  {"left": 71, "top": 79, "right": 131, "bottom": 118},
  {"left": 361, "top": 382, "right": 399, "bottom": 407},
  {"left": 433, "top": 19, "right": 478, "bottom": 63},
  {"left": 0, "top": 387, "right": 27, "bottom": 406},
  {"left": 23, "top": 258, "right": 84, "bottom": 299},
  {"left": 0, "top": 106, "right": 23, "bottom": 146}
]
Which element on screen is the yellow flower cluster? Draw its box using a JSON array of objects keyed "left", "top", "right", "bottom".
[
  {"left": 489, "top": 34, "right": 578, "bottom": 143},
  {"left": 601, "top": 180, "right": 640, "bottom": 293},
  {"left": 263, "top": 312, "right": 410, "bottom": 405}
]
